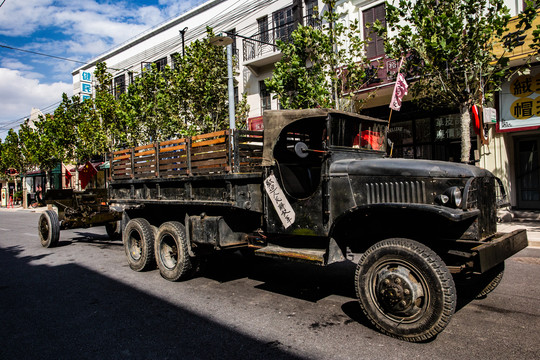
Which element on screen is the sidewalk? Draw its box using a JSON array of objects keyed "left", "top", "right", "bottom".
[{"left": 0, "top": 204, "right": 48, "bottom": 213}]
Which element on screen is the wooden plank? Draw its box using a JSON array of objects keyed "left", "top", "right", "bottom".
[
  {"left": 191, "top": 143, "right": 227, "bottom": 154},
  {"left": 191, "top": 158, "right": 228, "bottom": 168},
  {"left": 160, "top": 138, "right": 187, "bottom": 146},
  {"left": 191, "top": 130, "right": 227, "bottom": 141},
  {"left": 159, "top": 144, "right": 187, "bottom": 153},
  {"left": 113, "top": 148, "right": 131, "bottom": 155},
  {"left": 134, "top": 143, "right": 155, "bottom": 151},
  {"left": 159, "top": 163, "right": 188, "bottom": 171},
  {"left": 191, "top": 151, "right": 227, "bottom": 162},
  {"left": 113, "top": 154, "right": 131, "bottom": 161},
  {"left": 191, "top": 137, "right": 226, "bottom": 148},
  {"left": 159, "top": 157, "right": 188, "bottom": 166},
  {"left": 134, "top": 149, "right": 156, "bottom": 157}
]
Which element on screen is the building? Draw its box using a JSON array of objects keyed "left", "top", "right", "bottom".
[
  {"left": 72, "top": 0, "right": 320, "bottom": 122},
  {"left": 72, "top": 0, "right": 539, "bottom": 211},
  {"left": 334, "top": 0, "right": 539, "bottom": 211}
]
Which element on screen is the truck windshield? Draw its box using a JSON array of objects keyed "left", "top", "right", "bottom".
[{"left": 330, "top": 116, "right": 387, "bottom": 152}]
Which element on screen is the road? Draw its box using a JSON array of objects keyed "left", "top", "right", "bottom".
[{"left": 1, "top": 210, "right": 539, "bottom": 359}]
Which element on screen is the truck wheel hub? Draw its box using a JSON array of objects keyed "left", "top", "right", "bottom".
[{"left": 375, "top": 266, "right": 424, "bottom": 318}]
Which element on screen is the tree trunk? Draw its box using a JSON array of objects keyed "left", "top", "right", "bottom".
[{"left": 460, "top": 105, "right": 471, "bottom": 163}]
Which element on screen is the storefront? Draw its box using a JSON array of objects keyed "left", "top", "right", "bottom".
[{"left": 494, "top": 65, "right": 540, "bottom": 210}]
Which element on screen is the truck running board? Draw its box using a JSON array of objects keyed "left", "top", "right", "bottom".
[{"left": 254, "top": 245, "right": 326, "bottom": 265}]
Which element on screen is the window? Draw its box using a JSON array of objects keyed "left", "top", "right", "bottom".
[
  {"left": 273, "top": 5, "right": 295, "bottom": 42},
  {"left": 305, "top": 0, "right": 318, "bottom": 27},
  {"left": 260, "top": 80, "right": 271, "bottom": 113},
  {"left": 363, "top": 3, "right": 386, "bottom": 59},
  {"left": 330, "top": 116, "right": 387, "bottom": 151},
  {"left": 114, "top": 74, "right": 126, "bottom": 99},
  {"left": 154, "top": 57, "right": 167, "bottom": 72},
  {"left": 258, "top": 16, "right": 269, "bottom": 43}
]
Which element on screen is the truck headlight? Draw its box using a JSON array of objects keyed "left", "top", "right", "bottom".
[{"left": 443, "top": 186, "right": 462, "bottom": 208}]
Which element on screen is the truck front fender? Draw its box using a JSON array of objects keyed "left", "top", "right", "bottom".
[{"left": 329, "top": 203, "right": 480, "bottom": 252}]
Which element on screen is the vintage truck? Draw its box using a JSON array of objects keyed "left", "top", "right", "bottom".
[{"left": 38, "top": 109, "right": 528, "bottom": 342}]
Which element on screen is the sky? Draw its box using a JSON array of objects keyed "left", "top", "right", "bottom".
[{"left": 0, "top": 0, "right": 207, "bottom": 140}]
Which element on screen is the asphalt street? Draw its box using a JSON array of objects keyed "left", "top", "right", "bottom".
[{"left": 1, "top": 209, "right": 539, "bottom": 359}]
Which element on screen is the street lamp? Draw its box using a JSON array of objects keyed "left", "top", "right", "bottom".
[
  {"left": 209, "top": 34, "right": 235, "bottom": 130},
  {"left": 179, "top": 27, "right": 188, "bottom": 57}
]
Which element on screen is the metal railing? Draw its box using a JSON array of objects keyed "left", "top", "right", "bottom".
[{"left": 242, "top": 14, "right": 321, "bottom": 62}]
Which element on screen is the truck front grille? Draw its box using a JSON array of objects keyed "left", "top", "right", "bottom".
[{"left": 365, "top": 181, "right": 427, "bottom": 204}]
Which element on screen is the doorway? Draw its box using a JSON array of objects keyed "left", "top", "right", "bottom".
[{"left": 515, "top": 136, "right": 540, "bottom": 209}]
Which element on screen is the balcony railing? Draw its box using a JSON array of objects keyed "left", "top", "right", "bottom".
[{"left": 243, "top": 14, "right": 321, "bottom": 62}]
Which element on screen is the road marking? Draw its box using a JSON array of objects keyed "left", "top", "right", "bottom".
[
  {"left": 0, "top": 227, "right": 10, "bottom": 231},
  {"left": 23, "top": 233, "right": 38, "bottom": 237}
]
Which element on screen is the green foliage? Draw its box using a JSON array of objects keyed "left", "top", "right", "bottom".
[
  {"left": 1, "top": 28, "right": 249, "bottom": 173},
  {"left": 379, "top": 0, "right": 537, "bottom": 162},
  {"left": 265, "top": 0, "right": 371, "bottom": 110}
]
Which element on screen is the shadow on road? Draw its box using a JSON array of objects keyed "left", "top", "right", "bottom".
[{"left": 0, "top": 245, "right": 303, "bottom": 360}]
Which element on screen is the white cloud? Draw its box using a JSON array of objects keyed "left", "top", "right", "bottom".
[{"left": 0, "top": 68, "right": 72, "bottom": 130}]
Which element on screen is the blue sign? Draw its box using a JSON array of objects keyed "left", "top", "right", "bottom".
[
  {"left": 81, "top": 83, "right": 92, "bottom": 94},
  {"left": 82, "top": 94, "right": 92, "bottom": 101},
  {"left": 80, "top": 71, "right": 92, "bottom": 82}
]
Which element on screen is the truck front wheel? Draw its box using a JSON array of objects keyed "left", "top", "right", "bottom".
[
  {"left": 355, "top": 238, "right": 456, "bottom": 342},
  {"left": 123, "top": 218, "right": 156, "bottom": 271},
  {"left": 155, "top": 221, "right": 195, "bottom": 281}
]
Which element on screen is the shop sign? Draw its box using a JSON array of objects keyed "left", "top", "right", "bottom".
[
  {"left": 80, "top": 70, "right": 92, "bottom": 101},
  {"left": 499, "top": 67, "right": 540, "bottom": 132},
  {"left": 435, "top": 114, "right": 462, "bottom": 141}
]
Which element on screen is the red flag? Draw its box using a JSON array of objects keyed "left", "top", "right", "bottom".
[{"left": 389, "top": 72, "right": 408, "bottom": 111}]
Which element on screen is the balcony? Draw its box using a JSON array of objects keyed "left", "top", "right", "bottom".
[{"left": 242, "top": 14, "right": 321, "bottom": 75}]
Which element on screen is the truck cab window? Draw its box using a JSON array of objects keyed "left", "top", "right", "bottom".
[{"left": 330, "top": 116, "right": 387, "bottom": 151}]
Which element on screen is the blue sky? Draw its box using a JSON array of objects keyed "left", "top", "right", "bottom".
[{"left": 0, "top": 0, "right": 207, "bottom": 139}]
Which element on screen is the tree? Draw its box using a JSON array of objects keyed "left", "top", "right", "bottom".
[
  {"left": 171, "top": 28, "right": 248, "bottom": 134},
  {"left": 377, "top": 0, "right": 537, "bottom": 163},
  {"left": 265, "top": 0, "right": 372, "bottom": 111}
]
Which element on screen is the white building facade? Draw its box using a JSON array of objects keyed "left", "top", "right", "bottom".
[
  {"left": 73, "top": 0, "right": 320, "bottom": 126},
  {"left": 72, "top": 0, "right": 540, "bottom": 211}
]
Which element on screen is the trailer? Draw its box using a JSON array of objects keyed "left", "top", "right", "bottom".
[{"left": 38, "top": 109, "right": 528, "bottom": 342}]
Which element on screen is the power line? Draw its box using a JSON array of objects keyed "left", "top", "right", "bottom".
[
  {"left": 0, "top": 44, "right": 87, "bottom": 65},
  {"left": 0, "top": 0, "right": 7, "bottom": 9},
  {"left": 0, "top": 101, "right": 61, "bottom": 130}
]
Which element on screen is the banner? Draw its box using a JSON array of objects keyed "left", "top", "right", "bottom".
[{"left": 389, "top": 72, "right": 408, "bottom": 111}]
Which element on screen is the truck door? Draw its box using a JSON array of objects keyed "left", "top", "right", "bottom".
[{"left": 265, "top": 117, "right": 327, "bottom": 236}]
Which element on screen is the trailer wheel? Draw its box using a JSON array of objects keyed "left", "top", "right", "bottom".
[
  {"left": 105, "top": 221, "right": 121, "bottom": 240},
  {"left": 38, "top": 210, "right": 60, "bottom": 248},
  {"left": 355, "top": 238, "right": 456, "bottom": 342},
  {"left": 155, "top": 221, "right": 195, "bottom": 281},
  {"left": 123, "top": 218, "right": 156, "bottom": 271}
]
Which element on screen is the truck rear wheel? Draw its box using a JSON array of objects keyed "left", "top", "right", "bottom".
[
  {"left": 123, "top": 218, "right": 156, "bottom": 271},
  {"left": 155, "top": 221, "right": 195, "bottom": 281},
  {"left": 38, "top": 210, "right": 60, "bottom": 248},
  {"left": 355, "top": 238, "right": 456, "bottom": 342}
]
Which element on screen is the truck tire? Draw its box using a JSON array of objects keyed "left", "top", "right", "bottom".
[
  {"left": 475, "top": 262, "right": 505, "bottom": 298},
  {"left": 38, "top": 210, "right": 60, "bottom": 248},
  {"left": 155, "top": 221, "right": 195, "bottom": 281},
  {"left": 123, "top": 218, "right": 156, "bottom": 271},
  {"left": 455, "top": 262, "right": 505, "bottom": 299},
  {"left": 355, "top": 238, "right": 456, "bottom": 342},
  {"left": 105, "top": 221, "right": 121, "bottom": 240}
]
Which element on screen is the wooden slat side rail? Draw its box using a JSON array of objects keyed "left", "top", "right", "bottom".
[{"left": 110, "top": 129, "right": 264, "bottom": 180}]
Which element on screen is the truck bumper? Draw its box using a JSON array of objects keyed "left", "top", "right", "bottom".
[{"left": 473, "top": 229, "right": 528, "bottom": 273}]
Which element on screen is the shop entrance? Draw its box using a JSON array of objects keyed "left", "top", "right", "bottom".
[{"left": 515, "top": 136, "right": 540, "bottom": 209}]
